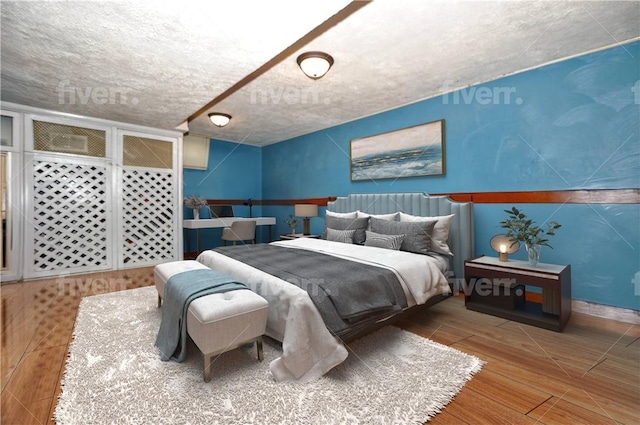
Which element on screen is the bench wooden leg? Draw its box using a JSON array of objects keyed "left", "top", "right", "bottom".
[
  {"left": 203, "top": 353, "right": 213, "bottom": 382},
  {"left": 256, "top": 337, "right": 263, "bottom": 361}
]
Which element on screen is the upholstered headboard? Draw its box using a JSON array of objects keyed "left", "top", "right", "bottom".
[{"left": 327, "top": 193, "right": 474, "bottom": 279}]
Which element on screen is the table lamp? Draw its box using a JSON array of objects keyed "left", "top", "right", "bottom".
[
  {"left": 294, "top": 204, "right": 318, "bottom": 235},
  {"left": 490, "top": 234, "right": 520, "bottom": 262}
]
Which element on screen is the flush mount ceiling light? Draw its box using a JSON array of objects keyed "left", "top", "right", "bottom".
[
  {"left": 208, "top": 113, "right": 231, "bottom": 127},
  {"left": 296, "top": 51, "right": 334, "bottom": 80}
]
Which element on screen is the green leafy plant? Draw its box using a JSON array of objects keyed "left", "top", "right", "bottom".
[
  {"left": 500, "top": 207, "right": 561, "bottom": 248},
  {"left": 284, "top": 214, "right": 299, "bottom": 230}
]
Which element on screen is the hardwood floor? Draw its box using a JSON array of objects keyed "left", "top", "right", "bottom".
[
  {"left": 1, "top": 268, "right": 155, "bottom": 424},
  {"left": 1, "top": 268, "right": 638, "bottom": 424}
]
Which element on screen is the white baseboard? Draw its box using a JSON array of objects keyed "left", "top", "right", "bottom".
[{"left": 572, "top": 300, "right": 640, "bottom": 325}]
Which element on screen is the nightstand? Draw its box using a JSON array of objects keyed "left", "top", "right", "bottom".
[
  {"left": 464, "top": 255, "right": 571, "bottom": 331},
  {"left": 279, "top": 233, "right": 321, "bottom": 241}
]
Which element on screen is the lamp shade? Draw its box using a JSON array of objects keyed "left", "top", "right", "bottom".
[
  {"left": 296, "top": 52, "right": 334, "bottom": 79},
  {"left": 294, "top": 204, "right": 318, "bottom": 217},
  {"left": 208, "top": 113, "right": 231, "bottom": 127},
  {"left": 490, "top": 234, "right": 520, "bottom": 254}
]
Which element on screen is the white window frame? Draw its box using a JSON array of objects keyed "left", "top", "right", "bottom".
[{"left": 0, "top": 109, "right": 23, "bottom": 282}]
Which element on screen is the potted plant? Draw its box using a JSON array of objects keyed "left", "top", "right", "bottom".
[
  {"left": 284, "top": 214, "right": 299, "bottom": 235},
  {"left": 184, "top": 195, "right": 208, "bottom": 219},
  {"left": 500, "top": 207, "right": 561, "bottom": 266}
]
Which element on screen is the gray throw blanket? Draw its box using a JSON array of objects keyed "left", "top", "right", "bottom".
[
  {"left": 214, "top": 244, "right": 407, "bottom": 338},
  {"left": 155, "top": 268, "right": 247, "bottom": 362}
]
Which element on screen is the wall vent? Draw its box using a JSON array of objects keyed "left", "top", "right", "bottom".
[{"left": 48, "top": 133, "right": 89, "bottom": 153}]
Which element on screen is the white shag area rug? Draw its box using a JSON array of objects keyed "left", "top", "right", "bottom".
[{"left": 55, "top": 286, "right": 482, "bottom": 425}]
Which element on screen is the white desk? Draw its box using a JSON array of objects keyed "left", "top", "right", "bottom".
[
  {"left": 183, "top": 217, "right": 276, "bottom": 254},
  {"left": 183, "top": 217, "right": 276, "bottom": 229}
]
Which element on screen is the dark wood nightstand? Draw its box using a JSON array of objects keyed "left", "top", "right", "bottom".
[
  {"left": 464, "top": 255, "right": 571, "bottom": 331},
  {"left": 279, "top": 233, "right": 321, "bottom": 241}
]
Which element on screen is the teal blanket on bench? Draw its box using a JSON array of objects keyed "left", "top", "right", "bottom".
[{"left": 155, "top": 268, "right": 247, "bottom": 362}]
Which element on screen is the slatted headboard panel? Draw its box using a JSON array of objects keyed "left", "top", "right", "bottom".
[{"left": 327, "top": 192, "right": 474, "bottom": 279}]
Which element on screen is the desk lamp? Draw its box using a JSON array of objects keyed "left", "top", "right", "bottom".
[
  {"left": 490, "top": 234, "right": 520, "bottom": 262},
  {"left": 294, "top": 204, "right": 318, "bottom": 235}
]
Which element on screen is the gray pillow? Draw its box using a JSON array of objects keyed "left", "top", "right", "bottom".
[
  {"left": 370, "top": 217, "right": 437, "bottom": 254},
  {"left": 364, "top": 231, "right": 404, "bottom": 250},
  {"left": 326, "top": 228, "right": 356, "bottom": 244},
  {"left": 399, "top": 212, "right": 455, "bottom": 256},
  {"left": 356, "top": 211, "right": 399, "bottom": 230},
  {"left": 323, "top": 216, "right": 369, "bottom": 244}
]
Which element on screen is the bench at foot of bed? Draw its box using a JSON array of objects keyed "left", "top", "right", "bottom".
[{"left": 154, "top": 260, "right": 269, "bottom": 382}]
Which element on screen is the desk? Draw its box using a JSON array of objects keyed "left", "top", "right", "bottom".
[
  {"left": 279, "top": 233, "right": 321, "bottom": 240},
  {"left": 183, "top": 217, "right": 276, "bottom": 254}
]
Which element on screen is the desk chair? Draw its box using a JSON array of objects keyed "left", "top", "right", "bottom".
[{"left": 221, "top": 220, "right": 257, "bottom": 245}]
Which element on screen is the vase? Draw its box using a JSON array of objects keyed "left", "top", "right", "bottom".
[
  {"left": 525, "top": 243, "right": 540, "bottom": 267},
  {"left": 290, "top": 228, "right": 296, "bottom": 235},
  {"left": 193, "top": 208, "right": 200, "bottom": 220}
]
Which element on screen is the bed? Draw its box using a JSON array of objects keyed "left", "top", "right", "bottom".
[{"left": 196, "top": 193, "right": 474, "bottom": 382}]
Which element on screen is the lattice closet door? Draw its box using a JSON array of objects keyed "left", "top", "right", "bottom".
[
  {"left": 24, "top": 154, "right": 113, "bottom": 278},
  {"left": 118, "top": 132, "right": 178, "bottom": 268}
]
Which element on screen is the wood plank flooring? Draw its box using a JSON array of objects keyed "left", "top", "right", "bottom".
[{"left": 1, "top": 267, "right": 638, "bottom": 424}]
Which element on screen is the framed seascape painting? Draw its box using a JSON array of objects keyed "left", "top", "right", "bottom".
[{"left": 350, "top": 119, "right": 445, "bottom": 181}]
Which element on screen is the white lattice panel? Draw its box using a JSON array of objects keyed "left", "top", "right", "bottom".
[
  {"left": 121, "top": 168, "right": 175, "bottom": 266},
  {"left": 28, "top": 159, "right": 111, "bottom": 276}
]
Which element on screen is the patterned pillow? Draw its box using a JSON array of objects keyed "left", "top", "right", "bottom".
[
  {"left": 323, "top": 216, "right": 369, "bottom": 244},
  {"left": 370, "top": 217, "right": 437, "bottom": 255},
  {"left": 364, "top": 231, "right": 404, "bottom": 250},
  {"left": 326, "top": 228, "right": 356, "bottom": 244},
  {"left": 399, "top": 212, "right": 455, "bottom": 256}
]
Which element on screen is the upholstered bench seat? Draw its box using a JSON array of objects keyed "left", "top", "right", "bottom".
[
  {"left": 154, "top": 260, "right": 209, "bottom": 307},
  {"left": 154, "top": 260, "right": 269, "bottom": 382}
]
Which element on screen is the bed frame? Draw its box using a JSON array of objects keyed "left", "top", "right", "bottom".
[
  {"left": 327, "top": 192, "right": 474, "bottom": 280},
  {"left": 327, "top": 193, "right": 474, "bottom": 342}
]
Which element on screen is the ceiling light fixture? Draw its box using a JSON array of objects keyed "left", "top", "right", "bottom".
[
  {"left": 296, "top": 51, "right": 334, "bottom": 80},
  {"left": 208, "top": 113, "right": 231, "bottom": 127}
]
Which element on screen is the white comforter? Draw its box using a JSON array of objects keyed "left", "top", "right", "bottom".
[{"left": 196, "top": 238, "right": 450, "bottom": 382}]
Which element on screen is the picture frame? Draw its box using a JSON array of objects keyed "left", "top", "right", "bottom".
[{"left": 350, "top": 119, "right": 445, "bottom": 181}]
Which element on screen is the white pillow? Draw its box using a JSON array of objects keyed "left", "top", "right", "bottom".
[
  {"left": 325, "top": 210, "right": 358, "bottom": 219},
  {"left": 356, "top": 211, "right": 399, "bottom": 221},
  {"left": 357, "top": 211, "right": 399, "bottom": 230},
  {"left": 326, "top": 227, "right": 356, "bottom": 244},
  {"left": 398, "top": 212, "right": 455, "bottom": 256}
]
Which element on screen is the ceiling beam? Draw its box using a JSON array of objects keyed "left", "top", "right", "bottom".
[{"left": 185, "top": 0, "right": 372, "bottom": 125}]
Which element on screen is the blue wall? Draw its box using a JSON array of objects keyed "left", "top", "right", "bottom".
[
  {"left": 183, "top": 139, "right": 265, "bottom": 248},
  {"left": 261, "top": 41, "right": 640, "bottom": 310}
]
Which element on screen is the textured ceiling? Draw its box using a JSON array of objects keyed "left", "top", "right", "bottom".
[{"left": 2, "top": 0, "right": 639, "bottom": 146}]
